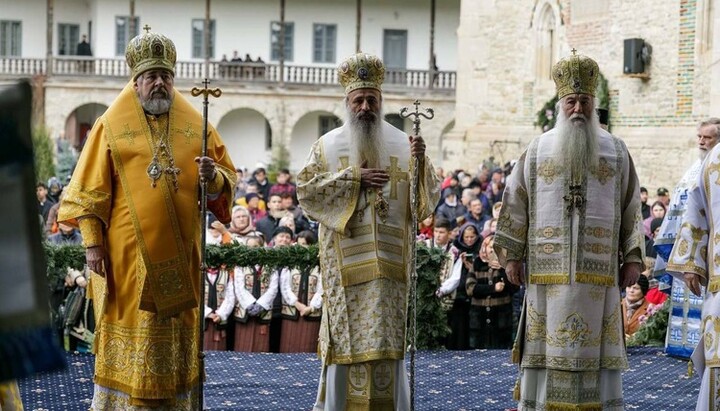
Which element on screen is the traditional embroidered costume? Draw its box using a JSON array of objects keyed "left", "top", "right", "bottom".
[
  {"left": 216, "top": 266, "right": 278, "bottom": 352},
  {"left": 279, "top": 267, "right": 323, "bottom": 353},
  {"left": 203, "top": 268, "right": 231, "bottom": 351}
]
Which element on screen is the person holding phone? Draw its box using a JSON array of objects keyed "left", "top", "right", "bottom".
[{"left": 436, "top": 222, "right": 482, "bottom": 350}]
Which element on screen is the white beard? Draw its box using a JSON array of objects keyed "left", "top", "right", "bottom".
[
  {"left": 699, "top": 148, "right": 710, "bottom": 161},
  {"left": 554, "top": 105, "right": 600, "bottom": 183},
  {"left": 346, "top": 106, "right": 386, "bottom": 168}
]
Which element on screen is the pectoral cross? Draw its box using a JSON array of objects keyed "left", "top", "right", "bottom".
[
  {"left": 563, "top": 184, "right": 585, "bottom": 215},
  {"left": 165, "top": 165, "right": 182, "bottom": 192}
]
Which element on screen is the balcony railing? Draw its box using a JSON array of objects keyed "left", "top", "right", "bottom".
[
  {"left": 0, "top": 58, "right": 46, "bottom": 76},
  {"left": 0, "top": 56, "right": 456, "bottom": 90}
]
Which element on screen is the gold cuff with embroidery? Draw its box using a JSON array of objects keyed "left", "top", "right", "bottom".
[
  {"left": 79, "top": 217, "right": 104, "bottom": 248},
  {"left": 206, "top": 170, "right": 224, "bottom": 195}
]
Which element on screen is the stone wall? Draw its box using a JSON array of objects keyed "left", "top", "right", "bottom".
[{"left": 451, "top": 0, "right": 717, "bottom": 196}]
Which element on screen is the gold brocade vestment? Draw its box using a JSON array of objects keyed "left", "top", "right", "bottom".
[
  {"left": 58, "top": 82, "right": 235, "bottom": 407},
  {"left": 297, "top": 121, "right": 440, "bottom": 410},
  {"left": 493, "top": 127, "right": 645, "bottom": 410}
]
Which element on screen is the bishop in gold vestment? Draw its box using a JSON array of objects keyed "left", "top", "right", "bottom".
[
  {"left": 58, "top": 30, "right": 235, "bottom": 410},
  {"left": 298, "top": 53, "right": 440, "bottom": 411},
  {"left": 494, "top": 52, "right": 645, "bottom": 411}
]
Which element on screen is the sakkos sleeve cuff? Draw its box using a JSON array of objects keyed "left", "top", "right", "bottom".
[{"left": 79, "top": 217, "right": 104, "bottom": 248}]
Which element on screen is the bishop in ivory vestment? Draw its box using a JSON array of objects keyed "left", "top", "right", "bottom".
[
  {"left": 667, "top": 134, "right": 720, "bottom": 411},
  {"left": 654, "top": 119, "right": 720, "bottom": 359},
  {"left": 297, "top": 53, "right": 440, "bottom": 411},
  {"left": 494, "top": 52, "right": 645, "bottom": 411}
]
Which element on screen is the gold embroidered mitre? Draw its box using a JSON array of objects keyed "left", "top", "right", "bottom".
[
  {"left": 125, "top": 27, "right": 177, "bottom": 80},
  {"left": 338, "top": 53, "right": 385, "bottom": 94},
  {"left": 552, "top": 51, "right": 599, "bottom": 98}
]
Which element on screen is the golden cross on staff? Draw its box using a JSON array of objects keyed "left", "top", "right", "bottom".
[
  {"left": 190, "top": 77, "right": 221, "bottom": 411},
  {"left": 191, "top": 78, "right": 222, "bottom": 101},
  {"left": 400, "top": 99, "right": 435, "bottom": 137},
  {"left": 398, "top": 98, "right": 434, "bottom": 411}
]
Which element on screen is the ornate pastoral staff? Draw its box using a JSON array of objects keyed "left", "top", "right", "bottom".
[
  {"left": 400, "top": 99, "right": 434, "bottom": 411},
  {"left": 191, "top": 79, "right": 221, "bottom": 410}
]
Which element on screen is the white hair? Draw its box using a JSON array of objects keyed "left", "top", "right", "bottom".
[{"left": 553, "top": 96, "right": 601, "bottom": 184}]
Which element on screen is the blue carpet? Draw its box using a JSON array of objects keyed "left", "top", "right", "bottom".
[{"left": 17, "top": 347, "right": 699, "bottom": 410}]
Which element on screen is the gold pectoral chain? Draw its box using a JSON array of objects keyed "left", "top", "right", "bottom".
[{"left": 146, "top": 118, "right": 181, "bottom": 192}]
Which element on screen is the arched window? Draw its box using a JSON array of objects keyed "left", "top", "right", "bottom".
[{"left": 535, "top": 3, "right": 559, "bottom": 81}]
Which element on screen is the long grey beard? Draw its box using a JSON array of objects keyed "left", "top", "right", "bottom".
[
  {"left": 699, "top": 148, "right": 710, "bottom": 161},
  {"left": 346, "top": 107, "right": 386, "bottom": 168},
  {"left": 139, "top": 90, "right": 174, "bottom": 115},
  {"left": 554, "top": 109, "right": 600, "bottom": 183}
]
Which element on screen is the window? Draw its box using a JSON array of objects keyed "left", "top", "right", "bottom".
[
  {"left": 115, "top": 16, "right": 139, "bottom": 56},
  {"left": 383, "top": 30, "right": 407, "bottom": 69},
  {"left": 534, "top": 3, "right": 558, "bottom": 81},
  {"left": 58, "top": 23, "right": 79, "bottom": 55},
  {"left": 384, "top": 114, "right": 405, "bottom": 132},
  {"left": 192, "top": 19, "right": 215, "bottom": 59},
  {"left": 270, "top": 21, "right": 293, "bottom": 61},
  {"left": 0, "top": 20, "right": 22, "bottom": 56},
  {"left": 318, "top": 115, "right": 341, "bottom": 137},
  {"left": 313, "top": 24, "right": 336, "bottom": 63}
]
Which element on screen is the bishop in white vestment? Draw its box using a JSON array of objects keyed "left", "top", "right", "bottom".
[
  {"left": 297, "top": 53, "right": 440, "bottom": 411},
  {"left": 667, "top": 137, "right": 720, "bottom": 411},
  {"left": 494, "top": 52, "right": 645, "bottom": 411},
  {"left": 655, "top": 119, "right": 720, "bottom": 359}
]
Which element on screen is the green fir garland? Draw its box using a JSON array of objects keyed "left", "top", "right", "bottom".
[
  {"left": 410, "top": 244, "right": 452, "bottom": 350},
  {"left": 534, "top": 94, "right": 559, "bottom": 132},
  {"left": 44, "top": 242, "right": 452, "bottom": 350}
]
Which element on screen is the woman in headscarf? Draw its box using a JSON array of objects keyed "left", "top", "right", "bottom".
[
  {"left": 465, "top": 234, "right": 517, "bottom": 349},
  {"left": 228, "top": 205, "right": 261, "bottom": 244},
  {"left": 435, "top": 222, "right": 482, "bottom": 350}
]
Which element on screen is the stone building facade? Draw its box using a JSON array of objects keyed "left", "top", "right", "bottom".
[
  {"left": 0, "top": 0, "right": 459, "bottom": 174},
  {"left": 448, "top": 0, "right": 720, "bottom": 193}
]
